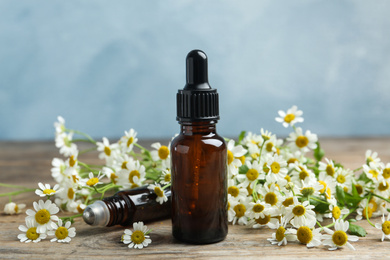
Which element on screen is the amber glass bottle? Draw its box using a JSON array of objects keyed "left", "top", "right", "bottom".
[
  {"left": 171, "top": 50, "right": 228, "bottom": 244},
  {"left": 82, "top": 186, "right": 171, "bottom": 227}
]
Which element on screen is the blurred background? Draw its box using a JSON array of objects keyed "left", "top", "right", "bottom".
[{"left": 1, "top": 0, "right": 389, "bottom": 141}]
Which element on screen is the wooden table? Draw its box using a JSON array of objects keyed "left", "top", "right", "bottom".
[{"left": 1, "top": 138, "right": 390, "bottom": 259}]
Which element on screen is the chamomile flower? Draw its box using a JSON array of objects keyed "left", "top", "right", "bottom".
[
  {"left": 117, "top": 160, "right": 146, "bottom": 189},
  {"left": 295, "top": 225, "right": 323, "bottom": 248},
  {"left": 319, "top": 158, "right": 337, "bottom": 177},
  {"left": 258, "top": 183, "right": 282, "bottom": 208},
  {"left": 4, "top": 202, "right": 26, "bottom": 215},
  {"left": 236, "top": 160, "right": 264, "bottom": 188},
  {"left": 363, "top": 163, "right": 383, "bottom": 184},
  {"left": 102, "top": 166, "right": 118, "bottom": 184},
  {"left": 26, "top": 200, "right": 59, "bottom": 233},
  {"left": 275, "top": 105, "right": 304, "bottom": 128},
  {"left": 356, "top": 198, "right": 375, "bottom": 221},
  {"left": 231, "top": 196, "right": 251, "bottom": 226},
  {"left": 263, "top": 135, "right": 283, "bottom": 155},
  {"left": 54, "top": 116, "right": 66, "bottom": 134},
  {"left": 375, "top": 214, "right": 390, "bottom": 242},
  {"left": 227, "top": 139, "right": 247, "bottom": 173},
  {"left": 148, "top": 183, "right": 168, "bottom": 204},
  {"left": 325, "top": 197, "right": 349, "bottom": 220},
  {"left": 284, "top": 197, "right": 316, "bottom": 228},
  {"left": 227, "top": 179, "right": 248, "bottom": 201},
  {"left": 265, "top": 154, "right": 288, "bottom": 186},
  {"left": 365, "top": 149, "right": 381, "bottom": 166},
  {"left": 334, "top": 168, "right": 353, "bottom": 191},
  {"left": 55, "top": 132, "right": 78, "bottom": 157},
  {"left": 82, "top": 172, "right": 104, "bottom": 187},
  {"left": 51, "top": 158, "right": 67, "bottom": 183},
  {"left": 267, "top": 217, "right": 297, "bottom": 246},
  {"left": 47, "top": 219, "right": 76, "bottom": 243},
  {"left": 159, "top": 168, "right": 171, "bottom": 185},
  {"left": 245, "top": 199, "right": 272, "bottom": 220},
  {"left": 96, "top": 137, "right": 119, "bottom": 165},
  {"left": 323, "top": 219, "right": 358, "bottom": 250},
  {"left": 286, "top": 127, "right": 317, "bottom": 153},
  {"left": 122, "top": 222, "right": 152, "bottom": 249},
  {"left": 242, "top": 131, "right": 263, "bottom": 148},
  {"left": 35, "top": 182, "right": 62, "bottom": 197},
  {"left": 120, "top": 128, "right": 138, "bottom": 153},
  {"left": 150, "top": 142, "right": 170, "bottom": 162},
  {"left": 18, "top": 218, "right": 47, "bottom": 243}
]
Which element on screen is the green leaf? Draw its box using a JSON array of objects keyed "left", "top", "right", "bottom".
[
  {"left": 336, "top": 185, "right": 345, "bottom": 206},
  {"left": 348, "top": 223, "right": 367, "bottom": 237},
  {"left": 239, "top": 164, "right": 249, "bottom": 174},
  {"left": 238, "top": 131, "right": 246, "bottom": 144},
  {"left": 309, "top": 196, "right": 329, "bottom": 214},
  {"left": 313, "top": 141, "right": 325, "bottom": 162}
]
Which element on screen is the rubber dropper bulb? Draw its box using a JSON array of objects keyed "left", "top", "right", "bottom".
[{"left": 185, "top": 50, "right": 211, "bottom": 90}]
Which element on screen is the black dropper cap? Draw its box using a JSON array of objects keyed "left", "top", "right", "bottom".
[{"left": 176, "top": 50, "right": 220, "bottom": 122}]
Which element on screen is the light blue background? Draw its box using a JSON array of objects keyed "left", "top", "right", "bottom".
[{"left": 1, "top": 0, "right": 389, "bottom": 140}]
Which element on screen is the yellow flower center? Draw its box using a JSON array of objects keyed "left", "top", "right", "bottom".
[
  {"left": 55, "top": 226, "right": 69, "bottom": 240},
  {"left": 362, "top": 207, "right": 373, "bottom": 219},
  {"left": 14, "top": 204, "right": 19, "bottom": 213},
  {"left": 35, "top": 209, "right": 51, "bottom": 225},
  {"left": 282, "top": 197, "right": 294, "bottom": 207},
  {"left": 252, "top": 204, "right": 264, "bottom": 213},
  {"left": 326, "top": 165, "right": 335, "bottom": 176},
  {"left": 164, "top": 173, "right": 171, "bottom": 182},
  {"left": 293, "top": 205, "right": 306, "bottom": 216},
  {"left": 154, "top": 186, "right": 164, "bottom": 197},
  {"left": 121, "top": 161, "right": 128, "bottom": 169},
  {"left": 158, "top": 146, "right": 170, "bottom": 160},
  {"left": 318, "top": 180, "right": 327, "bottom": 194},
  {"left": 239, "top": 156, "right": 246, "bottom": 165},
  {"left": 233, "top": 204, "right": 246, "bottom": 218},
  {"left": 266, "top": 142, "right": 274, "bottom": 152},
  {"left": 110, "top": 173, "right": 118, "bottom": 184},
  {"left": 246, "top": 169, "right": 259, "bottom": 181},
  {"left": 378, "top": 182, "right": 389, "bottom": 191},
  {"left": 332, "top": 230, "right": 348, "bottom": 246},
  {"left": 326, "top": 187, "right": 332, "bottom": 199},
  {"left": 369, "top": 169, "right": 379, "bottom": 179},
  {"left": 370, "top": 198, "right": 378, "bottom": 212},
  {"left": 129, "top": 170, "right": 141, "bottom": 184},
  {"left": 77, "top": 205, "right": 84, "bottom": 214},
  {"left": 295, "top": 136, "right": 309, "bottom": 148},
  {"left": 228, "top": 186, "right": 240, "bottom": 197},
  {"left": 297, "top": 226, "right": 313, "bottom": 244},
  {"left": 26, "top": 227, "right": 39, "bottom": 241},
  {"left": 301, "top": 187, "right": 315, "bottom": 197},
  {"left": 270, "top": 162, "right": 281, "bottom": 174},
  {"left": 276, "top": 226, "right": 286, "bottom": 242},
  {"left": 383, "top": 168, "right": 390, "bottom": 179},
  {"left": 284, "top": 175, "right": 291, "bottom": 182},
  {"left": 287, "top": 158, "right": 298, "bottom": 164},
  {"left": 227, "top": 150, "right": 234, "bottom": 165},
  {"left": 43, "top": 189, "right": 56, "bottom": 195},
  {"left": 264, "top": 192, "right": 278, "bottom": 206},
  {"left": 336, "top": 174, "right": 346, "bottom": 184},
  {"left": 246, "top": 185, "right": 253, "bottom": 196},
  {"left": 127, "top": 137, "right": 134, "bottom": 147},
  {"left": 255, "top": 214, "right": 271, "bottom": 225},
  {"left": 69, "top": 155, "right": 76, "bottom": 167},
  {"left": 86, "top": 177, "right": 99, "bottom": 186},
  {"left": 131, "top": 230, "right": 145, "bottom": 244},
  {"left": 332, "top": 206, "right": 341, "bottom": 219},
  {"left": 71, "top": 174, "right": 79, "bottom": 183},
  {"left": 67, "top": 188, "right": 75, "bottom": 200},
  {"left": 104, "top": 146, "right": 111, "bottom": 156},
  {"left": 382, "top": 221, "right": 390, "bottom": 235},
  {"left": 355, "top": 184, "right": 363, "bottom": 195},
  {"left": 284, "top": 113, "right": 295, "bottom": 123},
  {"left": 299, "top": 170, "right": 309, "bottom": 180}
]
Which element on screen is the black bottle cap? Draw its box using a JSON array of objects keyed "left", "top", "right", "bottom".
[{"left": 176, "top": 50, "right": 220, "bottom": 122}]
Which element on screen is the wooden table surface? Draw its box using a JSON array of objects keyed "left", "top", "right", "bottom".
[{"left": 1, "top": 138, "right": 390, "bottom": 259}]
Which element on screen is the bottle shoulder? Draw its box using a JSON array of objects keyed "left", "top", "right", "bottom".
[{"left": 171, "top": 133, "right": 226, "bottom": 150}]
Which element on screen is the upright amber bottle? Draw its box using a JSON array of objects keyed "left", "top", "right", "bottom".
[{"left": 171, "top": 50, "right": 228, "bottom": 244}]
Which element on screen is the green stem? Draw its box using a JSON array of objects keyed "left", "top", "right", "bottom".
[
  {"left": 0, "top": 183, "right": 31, "bottom": 189},
  {"left": 365, "top": 194, "right": 375, "bottom": 227},
  {"left": 79, "top": 147, "right": 98, "bottom": 155},
  {"left": 60, "top": 213, "right": 83, "bottom": 223},
  {"left": 369, "top": 192, "right": 390, "bottom": 204},
  {"left": 353, "top": 166, "right": 363, "bottom": 173},
  {"left": 0, "top": 188, "right": 35, "bottom": 197},
  {"left": 68, "top": 129, "right": 96, "bottom": 144}
]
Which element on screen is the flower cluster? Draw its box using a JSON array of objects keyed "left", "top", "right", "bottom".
[
  {"left": 224, "top": 105, "right": 390, "bottom": 250},
  {"left": 2, "top": 105, "right": 390, "bottom": 250}
]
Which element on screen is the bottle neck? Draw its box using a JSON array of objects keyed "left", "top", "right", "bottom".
[{"left": 179, "top": 120, "right": 217, "bottom": 135}]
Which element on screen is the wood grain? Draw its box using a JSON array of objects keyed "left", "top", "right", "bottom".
[{"left": 1, "top": 138, "right": 390, "bottom": 259}]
